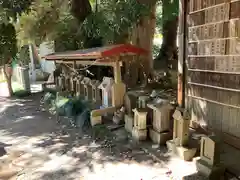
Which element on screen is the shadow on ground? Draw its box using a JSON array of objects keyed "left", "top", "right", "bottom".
[{"left": 0, "top": 93, "right": 197, "bottom": 180}]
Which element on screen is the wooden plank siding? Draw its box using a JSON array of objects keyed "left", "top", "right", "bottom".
[{"left": 185, "top": 0, "right": 240, "bottom": 148}]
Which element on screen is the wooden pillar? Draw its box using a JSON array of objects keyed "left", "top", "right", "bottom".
[
  {"left": 178, "top": 0, "right": 187, "bottom": 107},
  {"left": 113, "top": 59, "right": 122, "bottom": 84}
]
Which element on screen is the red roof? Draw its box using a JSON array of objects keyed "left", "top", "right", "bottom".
[{"left": 45, "top": 44, "right": 148, "bottom": 60}]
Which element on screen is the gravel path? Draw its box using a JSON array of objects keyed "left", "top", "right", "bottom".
[{"left": 0, "top": 93, "right": 198, "bottom": 180}]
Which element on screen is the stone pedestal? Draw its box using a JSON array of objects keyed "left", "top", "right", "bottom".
[
  {"left": 124, "top": 114, "right": 134, "bottom": 133},
  {"left": 166, "top": 140, "right": 197, "bottom": 161},
  {"left": 147, "top": 98, "right": 173, "bottom": 145},
  {"left": 149, "top": 128, "right": 171, "bottom": 145},
  {"left": 132, "top": 127, "right": 147, "bottom": 141}
]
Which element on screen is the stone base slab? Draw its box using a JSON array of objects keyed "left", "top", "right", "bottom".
[
  {"left": 149, "top": 128, "right": 171, "bottom": 145},
  {"left": 166, "top": 140, "right": 197, "bottom": 161},
  {"left": 132, "top": 127, "right": 147, "bottom": 141}
]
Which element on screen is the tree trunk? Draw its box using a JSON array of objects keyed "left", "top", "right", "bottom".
[
  {"left": 71, "top": 0, "right": 92, "bottom": 23},
  {"left": 3, "top": 64, "right": 13, "bottom": 96},
  {"left": 131, "top": 4, "right": 156, "bottom": 85},
  {"left": 155, "top": 0, "right": 178, "bottom": 71}
]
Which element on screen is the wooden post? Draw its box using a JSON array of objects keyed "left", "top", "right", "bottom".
[
  {"left": 113, "top": 58, "right": 122, "bottom": 84},
  {"left": 29, "top": 44, "right": 36, "bottom": 82},
  {"left": 178, "top": 0, "right": 187, "bottom": 107}
]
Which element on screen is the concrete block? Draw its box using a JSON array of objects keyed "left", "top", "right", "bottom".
[
  {"left": 166, "top": 140, "right": 197, "bottom": 161},
  {"left": 149, "top": 128, "right": 171, "bottom": 145},
  {"left": 132, "top": 127, "right": 147, "bottom": 141},
  {"left": 124, "top": 114, "right": 133, "bottom": 133}
]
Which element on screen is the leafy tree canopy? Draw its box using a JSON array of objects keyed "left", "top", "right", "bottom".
[
  {"left": 17, "top": 0, "right": 151, "bottom": 51},
  {"left": 0, "top": 0, "right": 32, "bottom": 20},
  {"left": 0, "top": 23, "right": 17, "bottom": 65},
  {"left": 0, "top": 0, "right": 33, "bottom": 65}
]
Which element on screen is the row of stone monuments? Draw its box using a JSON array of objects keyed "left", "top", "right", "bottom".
[
  {"left": 57, "top": 74, "right": 114, "bottom": 108},
  {"left": 124, "top": 91, "right": 225, "bottom": 179}
]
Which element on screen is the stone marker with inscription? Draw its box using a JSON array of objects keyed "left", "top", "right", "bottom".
[
  {"left": 166, "top": 108, "right": 197, "bottom": 161},
  {"left": 196, "top": 136, "right": 225, "bottom": 179}
]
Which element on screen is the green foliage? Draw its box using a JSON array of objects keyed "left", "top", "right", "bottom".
[
  {"left": 18, "top": 0, "right": 152, "bottom": 50},
  {"left": 153, "top": 44, "right": 160, "bottom": 58},
  {"left": 19, "top": 45, "right": 30, "bottom": 66},
  {"left": 82, "top": 0, "right": 150, "bottom": 43},
  {"left": 0, "top": 0, "right": 32, "bottom": 18},
  {"left": 0, "top": 0, "right": 33, "bottom": 65},
  {"left": 16, "top": 0, "right": 63, "bottom": 45},
  {"left": 162, "top": 0, "right": 179, "bottom": 22},
  {"left": 0, "top": 23, "right": 17, "bottom": 65},
  {"left": 54, "top": 12, "right": 84, "bottom": 51}
]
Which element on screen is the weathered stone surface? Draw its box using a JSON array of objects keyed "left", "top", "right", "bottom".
[
  {"left": 91, "top": 116, "right": 102, "bottom": 126},
  {"left": 133, "top": 108, "right": 148, "bottom": 130},
  {"left": 149, "top": 128, "right": 171, "bottom": 145},
  {"left": 124, "top": 114, "right": 133, "bottom": 133},
  {"left": 147, "top": 98, "right": 172, "bottom": 133},
  {"left": 166, "top": 140, "right": 197, "bottom": 161},
  {"left": 132, "top": 127, "right": 147, "bottom": 141},
  {"left": 172, "top": 109, "right": 191, "bottom": 147},
  {"left": 196, "top": 136, "right": 225, "bottom": 180},
  {"left": 200, "top": 136, "right": 221, "bottom": 167},
  {"left": 196, "top": 159, "right": 225, "bottom": 180}
]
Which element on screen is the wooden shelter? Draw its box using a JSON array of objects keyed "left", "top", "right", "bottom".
[
  {"left": 45, "top": 44, "right": 148, "bottom": 125},
  {"left": 45, "top": 44, "right": 147, "bottom": 84},
  {"left": 178, "top": 0, "right": 240, "bottom": 150}
]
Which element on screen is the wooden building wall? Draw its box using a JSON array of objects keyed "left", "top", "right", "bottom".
[{"left": 185, "top": 0, "right": 240, "bottom": 147}]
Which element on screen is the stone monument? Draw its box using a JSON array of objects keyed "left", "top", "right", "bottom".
[
  {"left": 98, "top": 77, "right": 114, "bottom": 108},
  {"left": 75, "top": 75, "right": 84, "bottom": 97},
  {"left": 90, "top": 79, "right": 101, "bottom": 105},
  {"left": 81, "top": 77, "right": 91, "bottom": 101},
  {"left": 166, "top": 108, "right": 197, "bottom": 161},
  {"left": 196, "top": 135, "right": 225, "bottom": 179},
  {"left": 147, "top": 98, "right": 173, "bottom": 145},
  {"left": 132, "top": 108, "right": 148, "bottom": 141}
]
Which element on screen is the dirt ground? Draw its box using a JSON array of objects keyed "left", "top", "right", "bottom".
[{"left": 0, "top": 93, "right": 200, "bottom": 180}]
